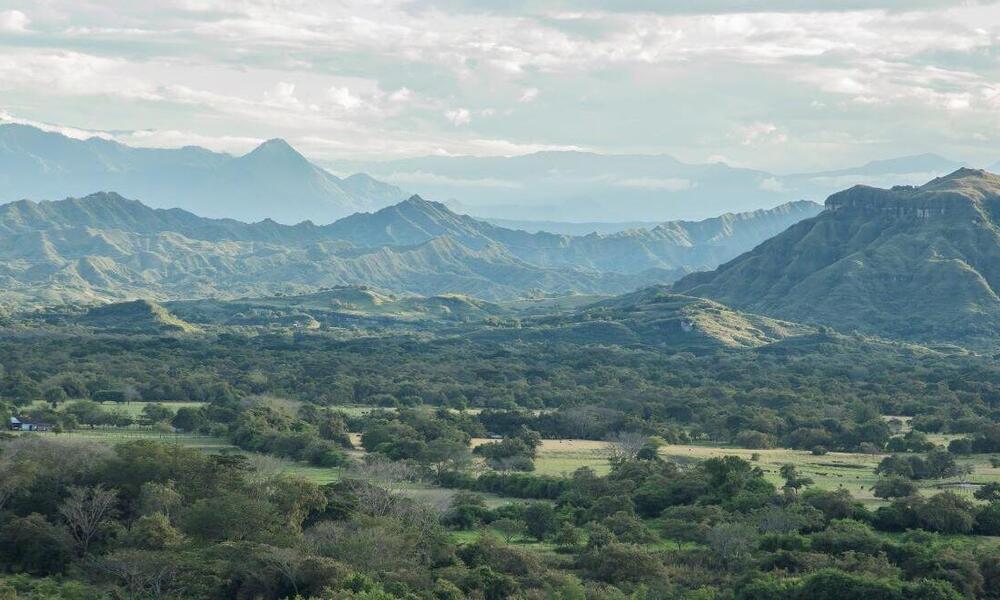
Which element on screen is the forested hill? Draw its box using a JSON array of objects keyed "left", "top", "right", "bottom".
[
  {"left": 673, "top": 168, "right": 1000, "bottom": 349},
  {"left": 0, "top": 191, "right": 818, "bottom": 306}
]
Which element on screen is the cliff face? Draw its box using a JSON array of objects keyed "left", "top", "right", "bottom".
[
  {"left": 672, "top": 169, "right": 1000, "bottom": 349},
  {"left": 825, "top": 169, "right": 1000, "bottom": 222}
]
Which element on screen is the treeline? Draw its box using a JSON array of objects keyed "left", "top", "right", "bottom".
[{"left": 2, "top": 330, "right": 1000, "bottom": 448}]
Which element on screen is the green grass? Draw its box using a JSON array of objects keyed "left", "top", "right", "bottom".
[
  {"left": 27, "top": 400, "right": 206, "bottom": 418},
  {"left": 25, "top": 423, "right": 1000, "bottom": 509},
  {"left": 47, "top": 428, "right": 233, "bottom": 451}
]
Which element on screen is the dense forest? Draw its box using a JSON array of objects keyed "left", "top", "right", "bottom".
[
  {"left": 1, "top": 328, "right": 997, "bottom": 448},
  {"left": 4, "top": 320, "right": 1000, "bottom": 598}
]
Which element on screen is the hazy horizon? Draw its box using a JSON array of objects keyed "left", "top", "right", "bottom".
[{"left": 2, "top": 1, "right": 999, "bottom": 174}]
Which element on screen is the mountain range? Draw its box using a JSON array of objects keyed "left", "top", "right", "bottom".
[
  {"left": 328, "top": 151, "right": 965, "bottom": 222},
  {"left": 0, "top": 124, "right": 406, "bottom": 224},
  {"left": 0, "top": 121, "right": 974, "bottom": 226},
  {"left": 0, "top": 191, "right": 818, "bottom": 307},
  {"left": 673, "top": 168, "right": 1000, "bottom": 349}
]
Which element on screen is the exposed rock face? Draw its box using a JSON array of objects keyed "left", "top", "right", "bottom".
[
  {"left": 825, "top": 169, "right": 1000, "bottom": 221},
  {"left": 672, "top": 169, "right": 1000, "bottom": 349}
]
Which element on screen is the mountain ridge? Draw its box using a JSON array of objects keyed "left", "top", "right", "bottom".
[
  {"left": 0, "top": 123, "right": 407, "bottom": 224},
  {"left": 0, "top": 189, "right": 820, "bottom": 307},
  {"left": 673, "top": 168, "right": 1000, "bottom": 349}
]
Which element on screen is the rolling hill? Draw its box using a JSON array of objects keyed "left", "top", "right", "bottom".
[
  {"left": 164, "top": 286, "right": 507, "bottom": 328},
  {"left": 0, "top": 124, "right": 406, "bottom": 224},
  {"left": 468, "top": 286, "right": 813, "bottom": 350},
  {"left": 673, "top": 168, "right": 1000, "bottom": 349},
  {"left": 78, "top": 299, "right": 197, "bottom": 334}
]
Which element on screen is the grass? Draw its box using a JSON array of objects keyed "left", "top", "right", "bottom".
[
  {"left": 26, "top": 400, "right": 206, "bottom": 418},
  {"left": 45, "top": 428, "right": 234, "bottom": 451},
  {"left": 492, "top": 437, "right": 1000, "bottom": 506},
  {"left": 23, "top": 421, "right": 1000, "bottom": 508}
]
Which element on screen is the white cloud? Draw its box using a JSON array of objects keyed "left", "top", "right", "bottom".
[
  {"left": 0, "top": 10, "right": 29, "bottom": 33},
  {"left": 327, "top": 86, "right": 364, "bottom": 110},
  {"left": 519, "top": 88, "right": 539, "bottom": 103},
  {"left": 733, "top": 122, "right": 787, "bottom": 146},
  {"left": 388, "top": 87, "right": 412, "bottom": 102},
  {"left": 2, "top": 1, "right": 1000, "bottom": 169},
  {"left": 616, "top": 177, "right": 693, "bottom": 191},
  {"left": 758, "top": 177, "right": 785, "bottom": 192},
  {"left": 444, "top": 108, "right": 471, "bottom": 126},
  {"left": 383, "top": 171, "right": 522, "bottom": 188}
]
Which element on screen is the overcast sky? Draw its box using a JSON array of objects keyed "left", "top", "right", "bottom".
[{"left": 1, "top": 0, "right": 999, "bottom": 172}]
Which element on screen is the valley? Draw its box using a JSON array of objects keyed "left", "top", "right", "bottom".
[{"left": 5, "top": 148, "right": 1000, "bottom": 599}]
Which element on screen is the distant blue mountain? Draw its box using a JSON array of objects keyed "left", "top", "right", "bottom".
[
  {"left": 327, "top": 152, "right": 966, "bottom": 222},
  {"left": 0, "top": 124, "right": 406, "bottom": 224}
]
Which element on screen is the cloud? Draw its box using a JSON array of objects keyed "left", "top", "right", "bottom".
[
  {"left": 0, "top": 10, "right": 29, "bottom": 33},
  {"left": 616, "top": 177, "right": 693, "bottom": 191},
  {"left": 444, "top": 108, "right": 471, "bottom": 125},
  {"left": 519, "top": 88, "right": 539, "bottom": 102},
  {"left": 2, "top": 0, "right": 1000, "bottom": 171},
  {"left": 383, "top": 171, "right": 522, "bottom": 188},
  {"left": 758, "top": 177, "right": 785, "bottom": 192},
  {"left": 327, "top": 86, "right": 364, "bottom": 110},
  {"left": 732, "top": 122, "right": 788, "bottom": 146}
]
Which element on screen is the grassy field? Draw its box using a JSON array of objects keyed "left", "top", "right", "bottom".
[
  {"left": 471, "top": 438, "right": 614, "bottom": 477},
  {"left": 26, "top": 400, "right": 206, "bottom": 418},
  {"left": 43, "top": 428, "right": 234, "bottom": 451},
  {"left": 20, "top": 424, "right": 1000, "bottom": 507}
]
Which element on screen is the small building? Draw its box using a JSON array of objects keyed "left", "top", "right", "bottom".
[{"left": 9, "top": 417, "right": 51, "bottom": 432}]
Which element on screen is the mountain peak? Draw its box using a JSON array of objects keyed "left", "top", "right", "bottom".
[
  {"left": 242, "top": 138, "right": 308, "bottom": 163},
  {"left": 258, "top": 137, "right": 295, "bottom": 150},
  {"left": 401, "top": 194, "right": 433, "bottom": 206}
]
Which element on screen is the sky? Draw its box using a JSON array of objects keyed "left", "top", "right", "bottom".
[{"left": 1, "top": 1, "right": 999, "bottom": 173}]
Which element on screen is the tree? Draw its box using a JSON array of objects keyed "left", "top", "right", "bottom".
[
  {"left": 915, "top": 492, "right": 975, "bottom": 534},
  {"left": 421, "top": 437, "right": 473, "bottom": 477},
  {"left": 348, "top": 455, "right": 415, "bottom": 517},
  {"left": 0, "top": 513, "right": 73, "bottom": 575},
  {"left": 43, "top": 386, "right": 68, "bottom": 407},
  {"left": 171, "top": 407, "right": 207, "bottom": 432},
  {"left": 259, "top": 545, "right": 304, "bottom": 598},
  {"left": 58, "top": 484, "right": 119, "bottom": 555},
  {"left": 976, "top": 482, "right": 1000, "bottom": 503},
  {"left": 553, "top": 523, "right": 583, "bottom": 552},
  {"left": 579, "top": 542, "right": 664, "bottom": 584},
  {"left": 0, "top": 457, "right": 35, "bottom": 513},
  {"left": 779, "top": 464, "right": 814, "bottom": 495},
  {"left": 92, "top": 549, "right": 177, "bottom": 600},
  {"left": 140, "top": 403, "right": 174, "bottom": 425},
  {"left": 125, "top": 513, "right": 184, "bottom": 550},
  {"left": 873, "top": 476, "right": 919, "bottom": 499},
  {"left": 523, "top": 503, "right": 558, "bottom": 541},
  {"left": 492, "top": 518, "right": 524, "bottom": 543},
  {"left": 606, "top": 431, "right": 648, "bottom": 463},
  {"left": 137, "top": 482, "right": 182, "bottom": 520},
  {"left": 707, "top": 522, "right": 756, "bottom": 569}
]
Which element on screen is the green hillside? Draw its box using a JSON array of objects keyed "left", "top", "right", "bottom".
[
  {"left": 77, "top": 299, "right": 197, "bottom": 333},
  {"left": 470, "top": 286, "right": 812, "bottom": 350},
  {"left": 673, "top": 168, "right": 1000, "bottom": 349},
  {"left": 164, "top": 286, "right": 507, "bottom": 327},
  {"left": 0, "top": 192, "right": 817, "bottom": 307}
]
